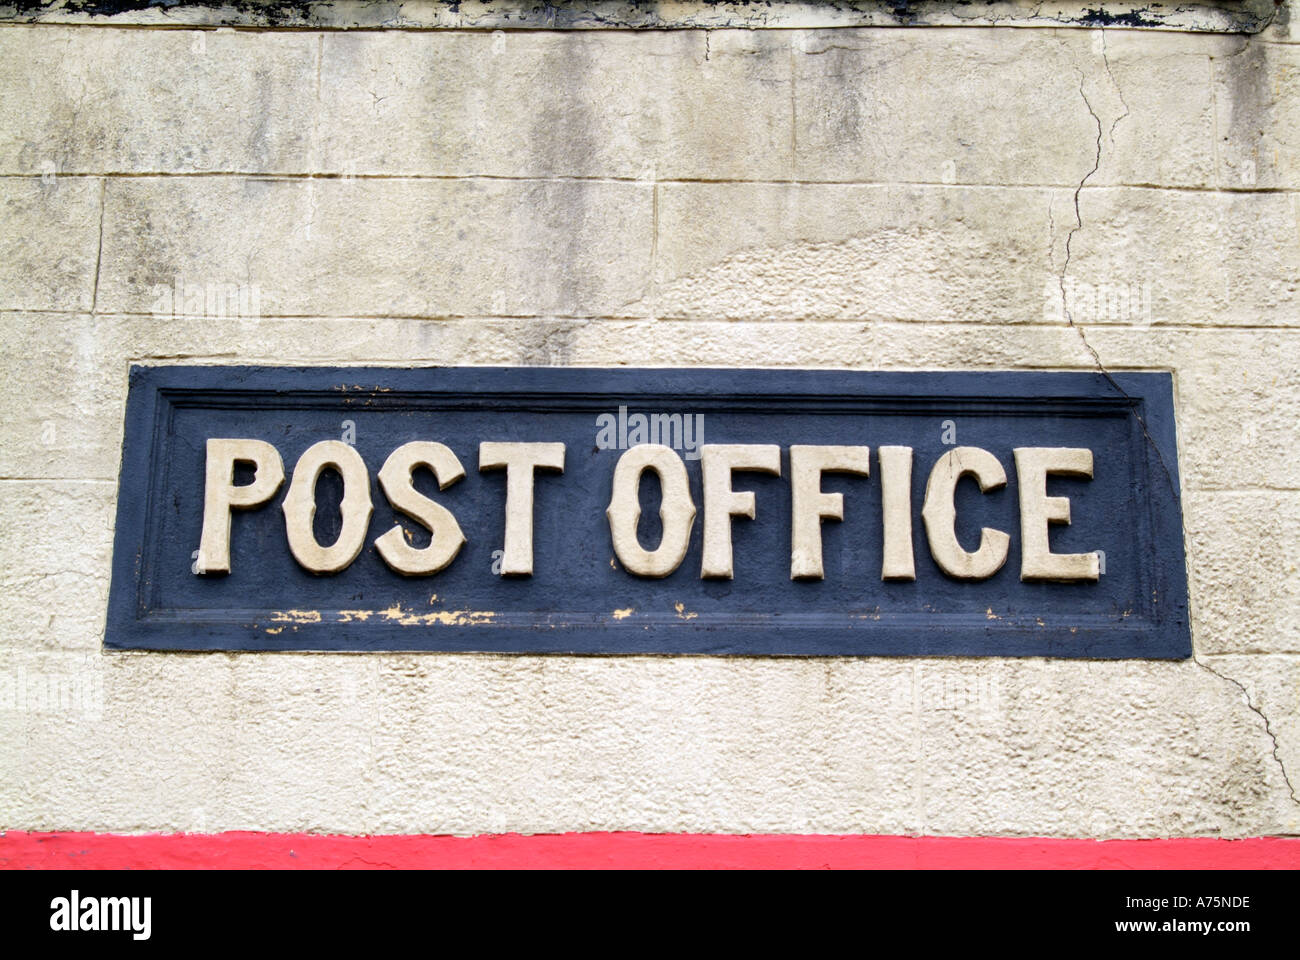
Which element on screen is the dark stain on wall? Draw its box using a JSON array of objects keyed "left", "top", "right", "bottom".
[
  {"left": 1076, "top": 5, "right": 1164, "bottom": 26},
  {"left": 0, "top": 0, "right": 1277, "bottom": 32}
]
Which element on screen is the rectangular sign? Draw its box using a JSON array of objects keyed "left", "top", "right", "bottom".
[{"left": 106, "top": 366, "right": 1191, "bottom": 657}]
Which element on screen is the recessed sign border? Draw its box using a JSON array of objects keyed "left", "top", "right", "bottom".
[{"left": 106, "top": 365, "right": 1191, "bottom": 658}]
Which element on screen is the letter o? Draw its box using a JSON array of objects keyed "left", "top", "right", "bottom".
[
  {"left": 606, "top": 444, "right": 696, "bottom": 578},
  {"left": 282, "top": 440, "right": 374, "bottom": 574}
]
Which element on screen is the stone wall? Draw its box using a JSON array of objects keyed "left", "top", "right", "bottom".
[{"left": 1, "top": 2, "right": 1297, "bottom": 837}]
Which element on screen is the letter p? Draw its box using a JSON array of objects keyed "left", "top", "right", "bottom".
[{"left": 196, "top": 438, "right": 285, "bottom": 574}]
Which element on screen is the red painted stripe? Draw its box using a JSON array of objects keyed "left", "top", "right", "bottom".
[{"left": 3, "top": 832, "right": 1299, "bottom": 869}]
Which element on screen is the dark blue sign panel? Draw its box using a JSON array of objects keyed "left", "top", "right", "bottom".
[{"left": 106, "top": 366, "right": 1190, "bottom": 658}]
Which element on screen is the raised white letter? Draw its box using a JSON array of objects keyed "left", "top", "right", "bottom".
[
  {"left": 606, "top": 444, "right": 696, "bottom": 577},
  {"left": 375, "top": 442, "right": 467, "bottom": 576},
  {"left": 196, "top": 438, "right": 284, "bottom": 574},
  {"left": 789, "top": 445, "right": 871, "bottom": 580},
  {"left": 282, "top": 440, "right": 373, "bottom": 574},
  {"left": 878, "top": 445, "right": 916, "bottom": 581},
  {"left": 1013, "top": 447, "right": 1099, "bottom": 581},
  {"left": 921, "top": 446, "right": 1009, "bottom": 580},
  {"left": 700, "top": 444, "right": 781, "bottom": 579},
  {"left": 479, "top": 441, "right": 565, "bottom": 576}
]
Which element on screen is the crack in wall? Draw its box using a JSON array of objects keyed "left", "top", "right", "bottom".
[
  {"left": 1195, "top": 657, "right": 1300, "bottom": 809},
  {"left": 1098, "top": 28, "right": 1130, "bottom": 152},
  {"left": 1047, "top": 51, "right": 1297, "bottom": 822},
  {"left": 89, "top": 177, "right": 105, "bottom": 315},
  {"left": 1056, "top": 31, "right": 1177, "bottom": 498}
]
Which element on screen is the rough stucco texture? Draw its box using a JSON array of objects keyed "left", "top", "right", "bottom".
[{"left": 0, "top": 18, "right": 1297, "bottom": 838}]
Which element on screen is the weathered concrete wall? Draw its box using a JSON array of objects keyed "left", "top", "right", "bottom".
[{"left": 0, "top": 5, "right": 1297, "bottom": 837}]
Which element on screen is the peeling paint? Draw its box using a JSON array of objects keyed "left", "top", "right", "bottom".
[
  {"left": 378, "top": 603, "right": 496, "bottom": 626},
  {"left": 270, "top": 609, "right": 323, "bottom": 624}
]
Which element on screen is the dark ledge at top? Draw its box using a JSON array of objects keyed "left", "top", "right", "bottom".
[{"left": 0, "top": 0, "right": 1281, "bottom": 33}]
